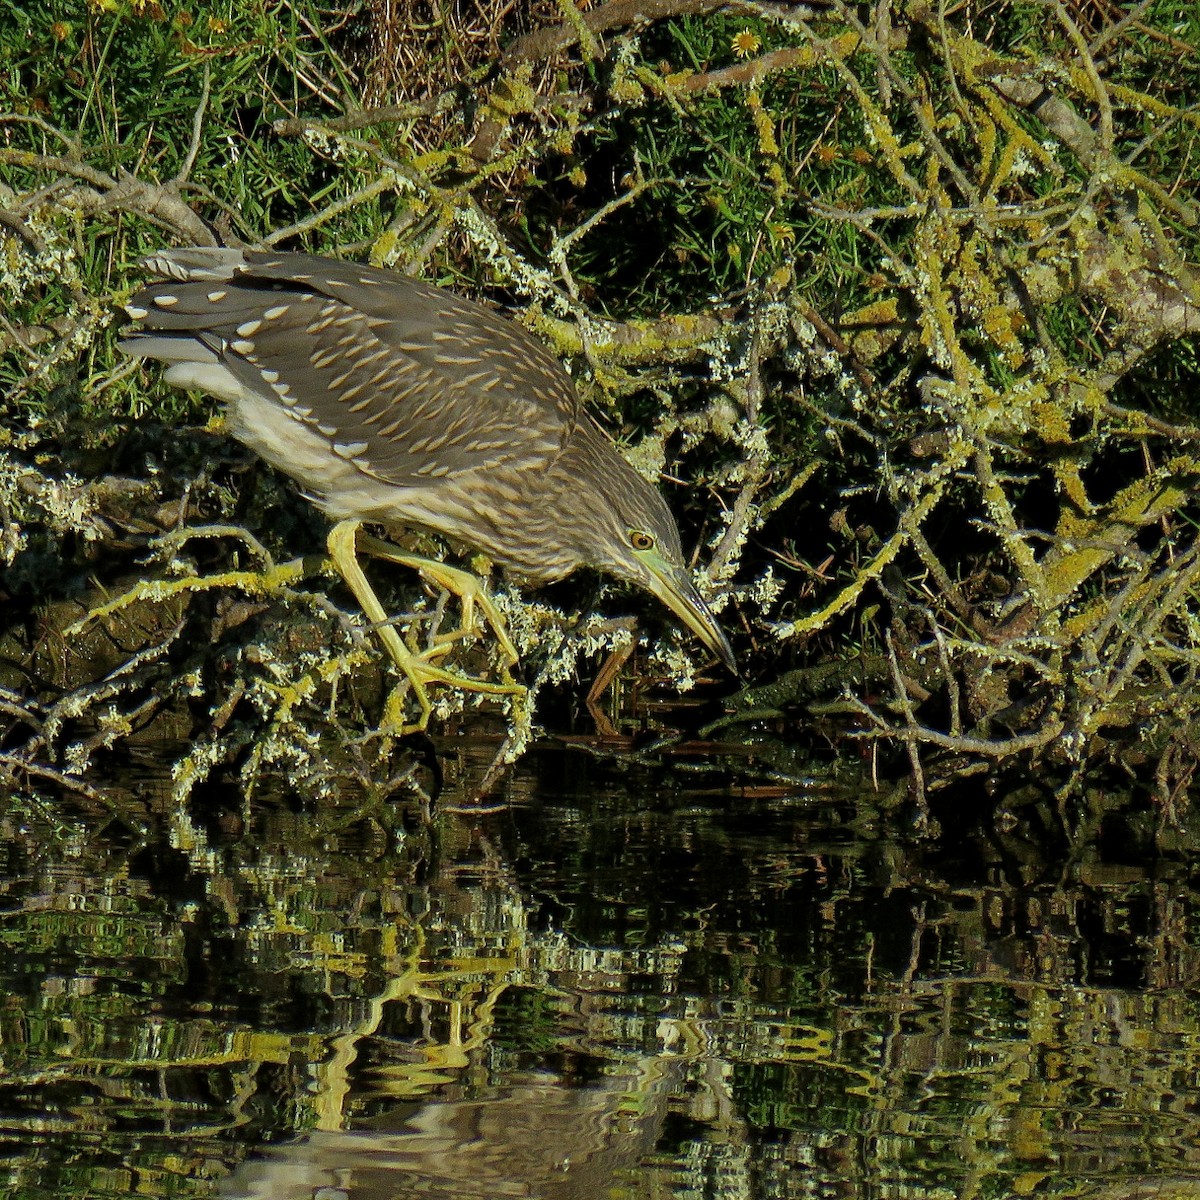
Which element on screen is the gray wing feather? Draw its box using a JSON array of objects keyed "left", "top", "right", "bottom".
[{"left": 122, "top": 248, "right": 579, "bottom": 486}]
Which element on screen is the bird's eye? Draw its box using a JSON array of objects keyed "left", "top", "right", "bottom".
[{"left": 629, "top": 530, "right": 655, "bottom": 552}]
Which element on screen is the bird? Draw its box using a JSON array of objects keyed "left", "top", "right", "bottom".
[{"left": 119, "top": 247, "right": 735, "bottom": 729}]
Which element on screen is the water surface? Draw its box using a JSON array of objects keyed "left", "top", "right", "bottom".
[{"left": 0, "top": 745, "right": 1196, "bottom": 1198}]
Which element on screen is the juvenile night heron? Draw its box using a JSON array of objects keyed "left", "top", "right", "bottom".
[{"left": 120, "top": 248, "right": 734, "bottom": 726}]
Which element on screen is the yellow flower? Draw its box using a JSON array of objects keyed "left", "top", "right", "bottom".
[{"left": 730, "top": 30, "right": 761, "bottom": 59}]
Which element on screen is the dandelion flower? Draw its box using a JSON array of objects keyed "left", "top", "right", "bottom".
[{"left": 731, "top": 30, "right": 761, "bottom": 59}]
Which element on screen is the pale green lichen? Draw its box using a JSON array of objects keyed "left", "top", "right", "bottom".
[
  {"left": 647, "top": 641, "right": 698, "bottom": 693},
  {"left": 454, "top": 203, "right": 567, "bottom": 314}
]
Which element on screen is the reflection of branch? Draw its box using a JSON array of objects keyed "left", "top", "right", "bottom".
[{"left": 0, "top": 752, "right": 107, "bottom": 803}]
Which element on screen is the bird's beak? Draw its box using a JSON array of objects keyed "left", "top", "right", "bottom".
[{"left": 643, "top": 560, "right": 738, "bottom": 674}]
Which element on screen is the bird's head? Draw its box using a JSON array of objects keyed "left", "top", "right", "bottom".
[{"left": 562, "top": 425, "right": 736, "bottom": 674}]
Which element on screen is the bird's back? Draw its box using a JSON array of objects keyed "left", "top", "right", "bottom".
[{"left": 121, "top": 249, "right": 581, "bottom": 493}]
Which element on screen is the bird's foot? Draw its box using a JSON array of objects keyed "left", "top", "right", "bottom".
[
  {"left": 327, "top": 520, "right": 526, "bottom": 735},
  {"left": 355, "top": 530, "right": 519, "bottom": 664}
]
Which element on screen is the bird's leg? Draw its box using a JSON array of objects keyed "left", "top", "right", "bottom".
[
  {"left": 326, "top": 521, "right": 522, "bottom": 732},
  {"left": 353, "top": 530, "right": 520, "bottom": 664}
]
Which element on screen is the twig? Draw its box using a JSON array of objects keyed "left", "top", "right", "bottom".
[
  {"left": 501, "top": 0, "right": 727, "bottom": 67},
  {"left": 263, "top": 174, "right": 401, "bottom": 246},
  {"left": 0, "top": 754, "right": 108, "bottom": 804},
  {"left": 885, "top": 629, "right": 927, "bottom": 817},
  {"left": 173, "top": 66, "right": 211, "bottom": 186},
  {"left": 273, "top": 100, "right": 446, "bottom": 137},
  {"left": 0, "top": 207, "right": 46, "bottom": 253}
]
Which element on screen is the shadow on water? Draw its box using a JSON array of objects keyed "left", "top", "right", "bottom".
[{"left": 1, "top": 742, "right": 1199, "bottom": 1198}]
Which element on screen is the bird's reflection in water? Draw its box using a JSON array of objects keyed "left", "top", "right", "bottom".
[{"left": 220, "top": 1060, "right": 689, "bottom": 1200}]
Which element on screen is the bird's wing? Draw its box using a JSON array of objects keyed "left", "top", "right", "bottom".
[{"left": 122, "top": 249, "right": 580, "bottom": 486}]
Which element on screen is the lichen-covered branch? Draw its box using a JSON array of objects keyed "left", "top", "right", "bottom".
[{"left": 2, "top": 0, "right": 1199, "bottom": 797}]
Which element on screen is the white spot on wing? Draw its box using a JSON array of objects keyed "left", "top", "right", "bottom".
[{"left": 236, "top": 319, "right": 262, "bottom": 337}]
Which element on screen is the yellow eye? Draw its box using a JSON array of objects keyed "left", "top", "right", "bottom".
[{"left": 629, "top": 530, "right": 655, "bottom": 552}]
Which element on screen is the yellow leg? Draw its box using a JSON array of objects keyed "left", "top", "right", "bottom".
[
  {"left": 327, "top": 520, "right": 524, "bottom": 733},
  {"left": 355, "top": 530, "right": 520, "bottom": 664}
]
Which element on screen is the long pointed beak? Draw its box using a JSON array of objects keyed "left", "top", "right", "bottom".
[{"left": 644, "top": 562, "right": 737, "bottom": 674}]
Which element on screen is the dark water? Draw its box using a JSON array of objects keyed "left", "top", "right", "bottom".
[{"left": 1, "top": 744, "right": 1199, "bottom": 1199}]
